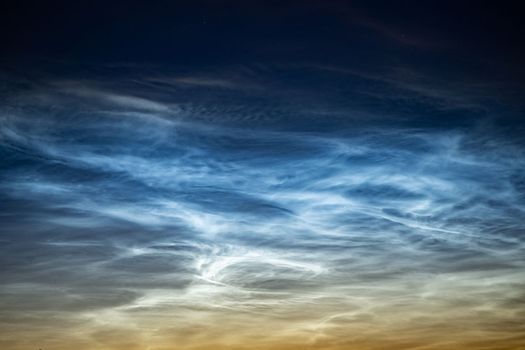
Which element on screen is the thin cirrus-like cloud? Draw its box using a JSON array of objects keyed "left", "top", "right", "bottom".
[{"left": 1, "top": 73, "right": 524, "bottom": 350}]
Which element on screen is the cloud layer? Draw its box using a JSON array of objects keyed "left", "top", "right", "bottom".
[{"left": 1, "top": 67, "right": 525, "bottom": 350}]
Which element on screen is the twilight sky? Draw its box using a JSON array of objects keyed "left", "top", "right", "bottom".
[{"left": 1, "top": 1, "right": 525, "bottom": 349}]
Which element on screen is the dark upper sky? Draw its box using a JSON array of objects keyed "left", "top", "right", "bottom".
[
  {"left": 1, "top": 1, "right": 524, "bottom": 73},
  {"left": 1, "top": 0, "right": 524, "bottom": 131}
]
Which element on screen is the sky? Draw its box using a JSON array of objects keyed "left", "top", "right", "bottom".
[{"left": 1, "top": 1, "right": 525, "bottom": 349}]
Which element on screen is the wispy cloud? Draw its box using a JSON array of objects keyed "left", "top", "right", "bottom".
[
  {"left": 312, "top": 64, "right": 495, "bottom": 112},
  {"left": 152, "top": 76, "right": 240, "bottom": 89},
  {"left": 1, "top": 71, "right": 524, "bottom": 350}
]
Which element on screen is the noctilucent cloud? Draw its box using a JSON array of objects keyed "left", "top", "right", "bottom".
[{"left": 1, "top": 1, "right": 525, "bottom": 349}]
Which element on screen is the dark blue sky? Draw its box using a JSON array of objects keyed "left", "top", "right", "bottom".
[{"left": 1, "top": 1, "right": 524, "bottom": 131}]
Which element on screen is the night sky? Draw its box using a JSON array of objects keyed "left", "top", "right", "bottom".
[{"left": 1, "top": 1, "right": 525, "bottom": 349}]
